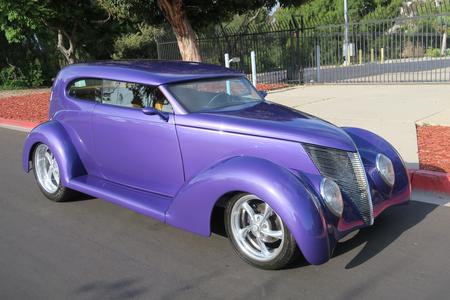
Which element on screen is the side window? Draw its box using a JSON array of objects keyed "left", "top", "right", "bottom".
[
  {"left": 101, "top": 80, "right": 173, "bottom": 113},
  {"left": 68, "top": 78, "right": 102, "bottom": 101}
]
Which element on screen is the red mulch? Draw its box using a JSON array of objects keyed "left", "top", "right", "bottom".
[
  {"left": 416, "top": 124, "right": 450, "bottom": 173},
  {"left": 0, "top": 92, "right": 50, "bottom": 123},
  {"left": 257, "top": 83, "right": 289, "bottom": 91}
]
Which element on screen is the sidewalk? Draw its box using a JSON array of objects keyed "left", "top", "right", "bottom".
[{"left": 267, "top": 84, "right": 450, "bottom": 169}]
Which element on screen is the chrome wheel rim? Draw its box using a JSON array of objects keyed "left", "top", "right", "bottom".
[
  {"left": 34, "top": 144, "right": 60, "bottom": 193},
  {"left": 230, "top": 194, "right": 285, "bottom": 262}
]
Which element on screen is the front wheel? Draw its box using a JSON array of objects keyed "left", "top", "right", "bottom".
[
  {"left": 224, "top": 193, "right": 301, "bottom": 269},
  {"left": 32, "top": 143, "right": 76, "bottom": 202}
]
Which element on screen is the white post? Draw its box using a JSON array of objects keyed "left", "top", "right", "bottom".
[
  {"left": 344, "top": 0, "right": 350, "bottom": 66},
  {"left": 316, "top": 45, "right": 321, "bottom": 83},
  {"left": 224, "top": 53, "right": 231, "bottom": 94},
  {"left": 251, "top": 51, "right": 257, "bottom": 87},
  {"left": 224, "top": 53, "right": 230, "bottom": 68}
]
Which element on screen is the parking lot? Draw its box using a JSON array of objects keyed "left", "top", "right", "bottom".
[{"left": 1, "top": 127, "right": 450, "bottom": 299}]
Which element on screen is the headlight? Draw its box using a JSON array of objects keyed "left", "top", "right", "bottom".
[
  {"left": 320, "top": 178, "right": 344, "bottom": 217},
  {"left": 376, "top": 153, "right": 395, "bottom": 186}
]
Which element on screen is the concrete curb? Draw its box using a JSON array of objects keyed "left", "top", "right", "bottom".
[
  {"left": 409, "top": 169, "right": 450, "bottom": 195},
  {"left": 0, "top": 117, "right": 38, "bottom": 132}
]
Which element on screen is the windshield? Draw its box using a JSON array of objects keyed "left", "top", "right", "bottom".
[{"left": 166, "top": 77, "right": 263, "bottom": 113}]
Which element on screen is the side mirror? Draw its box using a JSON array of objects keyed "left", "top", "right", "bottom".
[
  {"left": 258, "top": 90, "right": 268, "bottom": 98},
  {"left": 142, "top": 107, "right": 169, "bottom": 122}
]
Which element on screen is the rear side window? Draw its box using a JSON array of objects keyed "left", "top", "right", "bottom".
[
  {"left": 102, "top": 80, "right": 172, "bottom": 112},
  {"left": 67, "top": 78, "right": 173, "bottom": 112},
  {"left": 67, "top": 78, "right": 102, "bottom": 101}
]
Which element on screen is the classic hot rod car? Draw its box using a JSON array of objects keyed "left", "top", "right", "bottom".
[{"left": 23, "top": 60, "right": 410, "bottom": 269}]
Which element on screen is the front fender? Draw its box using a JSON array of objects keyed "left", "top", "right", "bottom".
[
  {"left": 22, "top": 121, "right": 85, "bottom": 185},
  {"left": 166, "top": 156, "right": 331, "bottom": 265},
  {"left": 342, "top": 127, "right": 411, "bottom": 216}
]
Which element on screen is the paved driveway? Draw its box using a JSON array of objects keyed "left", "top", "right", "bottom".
[{"left": 1, "top": 127, "right": 450, "bottom": 300}]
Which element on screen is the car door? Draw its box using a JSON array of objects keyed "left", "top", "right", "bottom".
[
  {"left": 91, "top": 79, "right": 184, "bottom": 196},
  {"left": 62, "top": 78, "right": 103, "bottom": 178}
]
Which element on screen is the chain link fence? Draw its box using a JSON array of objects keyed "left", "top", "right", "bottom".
[{"left": 157, "top": 13, "right": 450, "bottom": 85}]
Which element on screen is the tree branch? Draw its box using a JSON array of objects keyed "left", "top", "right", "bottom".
[{"left": 91, "top": 10, "right": 111, "bottom": 24}]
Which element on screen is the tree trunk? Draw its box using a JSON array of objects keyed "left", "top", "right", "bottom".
[
  {"left": 157, "top": 0, "right": 201, "bottom": 62},
  {"left": 57, "top": 29, "right": 76, "bottom": 64},
  {"left": 441, "top": 31, "right": 448, "bottom": 56}
]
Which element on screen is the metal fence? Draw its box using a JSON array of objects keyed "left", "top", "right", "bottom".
[{"left": 157, "top": 13, "right": 450, "bottom": 84}]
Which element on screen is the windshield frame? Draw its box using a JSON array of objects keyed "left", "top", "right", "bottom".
[{"left": 165, "top": 76, "right": 264, "bottom": 113}]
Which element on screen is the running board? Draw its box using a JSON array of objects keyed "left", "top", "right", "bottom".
[{"left": 67, "top": 175, "right": 172, "bottom": 222}]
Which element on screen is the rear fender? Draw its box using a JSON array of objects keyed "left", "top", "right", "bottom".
[
  {"left": 22, "top": 121, "right": 85, "bottom": 185},
  {"left": 166, "top": 156, "right": 331, "bottom": 265}
]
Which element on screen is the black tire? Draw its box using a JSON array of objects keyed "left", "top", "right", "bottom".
[
  {"left": 32, "top": 143, "right": 77, "bottom": 202},
  {"left": 224, "top": 193, "right": 301, "bottom": 270}
]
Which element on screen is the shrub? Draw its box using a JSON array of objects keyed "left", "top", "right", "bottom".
[
  {"left": 0, "top": 59, "right": 44, "bottom": 89},
  {"left": 425, "top": 47, "right": 450, "bottom": 57},
  {"left": 27, "top": 59, "right": 44, "bottom": 87},
  {"left": 0, "top": 66, "right": 27, "bottom": 89},
  {"left": 402, "top": 41, "right": 424, "bottom": 58}
]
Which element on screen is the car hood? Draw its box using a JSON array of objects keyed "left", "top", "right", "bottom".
[{"left": 174, "top": 101, "right": 356, "bottom": 152}]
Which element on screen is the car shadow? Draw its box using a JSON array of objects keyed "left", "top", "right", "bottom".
[
  {"left": 333, "top": 200, "right": 437, "bottom": 269},
  {"left": 65, "top": 191, "right": 96, "bottom": 202}
]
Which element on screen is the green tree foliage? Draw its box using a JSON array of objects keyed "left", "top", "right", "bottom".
[
  {"left": 99, "top": 0, "right": 307, "bottom": 61},
  {"left": 0, "top": 0, "right": 119, "bottom": 64},
  {"left": 275, "top": 0, "right": 404, "bottom": 25},
  {"left": 0, "top": 0, "right": 51, "bottom": 42},
  {"left": 112, "top": 24, "right": 164, "bottom": 59},
  {"left": 0, "top": 0, "right": 123, "bottom": 88},
  {"left": 42, "top": 0, "right": 120, "bottom": 64},
  {"left": 0, "top": 0, "right": 55, "bottom": 88}
]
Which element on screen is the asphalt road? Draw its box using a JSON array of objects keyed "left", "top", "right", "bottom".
[{"left": 1, "top": 127, "right": 450, "bottom": 300}]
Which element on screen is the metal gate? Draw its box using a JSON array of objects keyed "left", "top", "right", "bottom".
[
  {"left": 157, "top": 13, "right": 450, "bottom": 84},
  {"left": 303, "top": 14, "right": 450, "bottom": 83}
]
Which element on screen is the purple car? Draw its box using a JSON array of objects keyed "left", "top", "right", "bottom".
[{"left": 23, "top": 60, "right": 410, "bottom": 269}]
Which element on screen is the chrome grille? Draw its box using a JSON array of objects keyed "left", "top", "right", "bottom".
[{"left": 303, "top": 144, "right": 373, "bottom": 225}]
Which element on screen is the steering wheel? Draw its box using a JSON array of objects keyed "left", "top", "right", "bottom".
[{"left": 207, "top": 92, "right": 228, "bottom": 107}]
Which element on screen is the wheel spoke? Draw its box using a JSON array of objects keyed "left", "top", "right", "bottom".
[
  {"left": 238, "top": 226, "right": 251, "bottom": 239},
  {"left": 261, "top": 203, "right": 273, "bottom": 223},
  {"left": 242, "top": 202, "right": 256, "bottom": 223},
  {"left": 52, "top": 168, "right": 60, "bottom": 184},
  {"left": 45, "top": 166, "right": 52, "bottom": 180},
  {"left": 45, "top": 152, "right": 53, "bottom": 164},
  {"left": 261, "top": 228, "right": 283, "bottom": 240},
  {"left": 256, "top": 238, "right": 269, "bottom": 255},
  {"left": 35, "top": 144, "right": 60, "bottom": 194}
]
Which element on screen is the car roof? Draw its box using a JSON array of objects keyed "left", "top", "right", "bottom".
[{"left": 59, "top": 60, "right": 244, "bottom": 86}]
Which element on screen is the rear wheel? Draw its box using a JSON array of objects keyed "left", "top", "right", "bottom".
[
  {"left": 33, "top": 143, "right": 75, "bottom": 202},
  {"left": 224, "top": 193, "right": 301, "bottom": 269}
]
